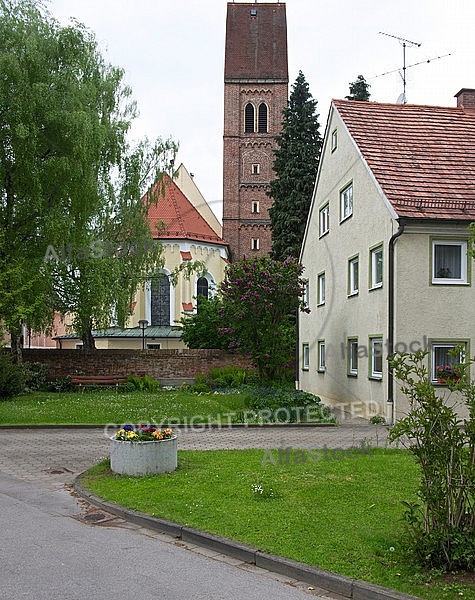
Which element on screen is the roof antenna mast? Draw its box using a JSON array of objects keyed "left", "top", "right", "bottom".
[{"left": 379, "top": 32, "right": 421, "bottom": 103}]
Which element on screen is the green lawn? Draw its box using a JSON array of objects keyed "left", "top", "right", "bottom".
[
  {"left": 80, "top": 449, "right": 475, "bottom": 600},
  {"left": 0, "top": 389, "right": 249, "bottom": 425}
]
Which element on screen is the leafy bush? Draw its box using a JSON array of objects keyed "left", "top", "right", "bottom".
[
  {"left": 46, "top": 376, "right": 73, "bottom": 392},
  {"left": 208, "top": 366, "right": 258, "bottom": 388},
  {"left": 242, "top": 384, "right": 333, "bottom": 423},
  {"left": 389, "top": 350, "right": 475, "bottom": 571},
  {"left": 126, "top": 374, "right": 160, "bottom": 392},
  {"left": 23, "top": 361, "right": 49, "bottom": 391},
  {"left": 0, "top": 354, "right": 27, "bottom": 399}
]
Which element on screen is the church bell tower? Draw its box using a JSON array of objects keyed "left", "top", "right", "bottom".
[{"left": 222, "top": 2, "right": 288, "bottom": 260}]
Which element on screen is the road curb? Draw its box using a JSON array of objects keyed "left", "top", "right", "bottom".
[{"left": 74, "top": 474, "right": 420, "bottom": 600}]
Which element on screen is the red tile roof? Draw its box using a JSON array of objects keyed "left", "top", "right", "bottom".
[
  {"left": 225, "top": 3, "right": 288, "bottom": 81},
  {"left": 333, "top": 99, "right": 475, "bottom": 220},
  {"left": 147, "top": 175, "right": 226, "bottom": 245}
]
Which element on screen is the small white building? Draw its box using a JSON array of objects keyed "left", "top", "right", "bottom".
[{"left": 298, "top": 89, "right": 475, "bottom": 422}]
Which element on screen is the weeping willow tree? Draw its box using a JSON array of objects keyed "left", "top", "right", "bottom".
[{"left": 0, "top": 0, "right": 177, "bottom": 351}]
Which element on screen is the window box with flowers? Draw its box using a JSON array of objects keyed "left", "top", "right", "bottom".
[
  {"left": 109, "top": 425, "right": 177, "bottom": 476},
  {"left": 435, "top": 365, "right": 462, "bottom": 384}
]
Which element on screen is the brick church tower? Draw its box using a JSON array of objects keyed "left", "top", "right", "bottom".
[{"left": 222, "top": 2, "right": 288, "bottom": 261}]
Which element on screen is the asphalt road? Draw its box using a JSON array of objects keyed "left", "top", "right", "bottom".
[{"left": 2, "top": 426, "right": 387, "bottom": 600}]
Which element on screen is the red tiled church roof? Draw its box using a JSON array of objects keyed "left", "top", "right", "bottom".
[
  {"left": 224, "top": 2, "right": 288, "bottom": 81},
  {"left": 147, "top": 175, "right": 226, "bottom": 245},
  {"left": 333, "top": 98, "right": 475, "bottom": 220}
]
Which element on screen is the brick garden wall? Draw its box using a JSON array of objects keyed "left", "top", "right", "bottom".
[{"left": 21, "top": 349, "right": 254, "bottom": 383}]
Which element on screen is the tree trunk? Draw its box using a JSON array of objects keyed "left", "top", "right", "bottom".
[
  {"left": 81, "top": 322, "right": 96, "bottom": 350},
  {"left": 9, "top": 330, "right": 23, "bottom": 363}
]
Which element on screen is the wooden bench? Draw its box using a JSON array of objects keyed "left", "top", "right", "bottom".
[{"left": 70, "top": 375, "right": 128, "bottom": 388}]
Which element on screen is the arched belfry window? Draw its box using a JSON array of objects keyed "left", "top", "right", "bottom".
[
  {"left": 245, "top": 103, "right": 255, "bottom": 133},
  {"left": 151, "top": 273, "right": 170, "bottom": 326},
  {"left": 258, "top": 103, "right": 268, "bottom": 133},
  {"left": 197, "top": 276, "right": 209, "bottom": 299}
]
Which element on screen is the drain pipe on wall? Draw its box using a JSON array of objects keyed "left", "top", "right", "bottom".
[{"left": 387, "top": 221, "right": 405, "bottom": 424}]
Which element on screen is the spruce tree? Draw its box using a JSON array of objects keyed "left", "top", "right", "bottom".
[
  {"left": 346, "top": 74, "right": 371, "bottom": 101},
  {"left": 268, "top": 71, "right": 322, "bottom": 261}
]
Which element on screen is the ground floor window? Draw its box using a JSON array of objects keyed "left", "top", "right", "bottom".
[
  {"left": 318, "top": 340, "right": 326, "bottom": 372},
  {"left": 370, "top": 336, "right": 383, "bottom": 379},
  {"left": 431, "top": 341, "right": 466, "bottom": 383}
]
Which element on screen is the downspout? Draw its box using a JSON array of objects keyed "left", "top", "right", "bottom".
[{"left": 387, "top": 221, "right": 405, "bottom": 424}]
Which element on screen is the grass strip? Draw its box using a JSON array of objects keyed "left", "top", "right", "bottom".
[
  {"left": 0, "top": 389, "right": 249, "bottom": 425},
  {"left": 80, "top": 448, "right": 475, "bottom": 600}
]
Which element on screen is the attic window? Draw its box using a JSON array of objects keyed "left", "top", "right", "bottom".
[{"left": 250, "top": 9, "right": 257, "bottom": 16}]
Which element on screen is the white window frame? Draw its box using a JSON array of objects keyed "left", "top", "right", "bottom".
[
  {"left": 251, "top": 201, "right": 260, "bottom": 214},
  {"left": 340, "top": 183, "right": 353, "bottom": 221},
  {"left": 303, "top": 280, "right": 309, "bottom": 310},
  {"left": 370, "top": 245, "right": 383, "bottom": 289},
  {"left": 252, "top": 163, "right": 260, "bottom": 175},
  {"left": 251, "top": 238, "right": 259, "bottom": 251},
  {"left": 348, "top": 338, "right": 358, "bottom": 376},
  {"left": 302, "top": 343, "right": 309, "bottom": 370},
  {"left": 331, "top": 129, "right": 338, "bottom": 152},
  {"left": 317, "top": 272, "right": 325, "bottom": 306},
  {"left": 319, "top": 204, "right": 329, "bottom": 237},
  {"left": 348, "top": 256, "right": 359, "bottom": 296},
  {"left": 432, "top": 240, "right": 468, "bottom": 285},
  {"left": 370, "top": 337, "right": 383, "bottom": 379},
  {"left": 318, "top": 340, "right": 326, "bottom": 372},
  {"left": 431, "top": 342, "right": 466, "bottom": 384}
]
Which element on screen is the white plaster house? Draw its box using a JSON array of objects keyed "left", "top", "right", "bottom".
[
  {"left": 298, "top": 89, "right": 475, "bottom": 423},
  {"left": 57, "top": 165, "right": 229, "bottom": 349}
]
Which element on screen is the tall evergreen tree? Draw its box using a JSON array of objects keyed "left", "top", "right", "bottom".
[
  {"left": 268, "top": 71, "right": 322, "bottom": 261},
  {"left": 346, "top": 74, "right": 371, "bottom": 101}
]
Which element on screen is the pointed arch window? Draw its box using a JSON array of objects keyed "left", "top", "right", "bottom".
[
  {"left": 197, "top": 276, "right": 209, "bottom": 298},
  {"left": 245, "top": 103, "right": 255, "bottom": 133},
  {"left": 258, "top": 103, "right": 268, "bottom": 133},
  {"left": 151, "top": 273, "right": 170, "bottom": 326}
]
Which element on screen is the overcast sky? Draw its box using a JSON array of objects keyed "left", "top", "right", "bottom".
[{"left": 47, "top": 0, "right": 474, "bottom": 221}]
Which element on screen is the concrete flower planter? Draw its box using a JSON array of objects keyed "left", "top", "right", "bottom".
[{"left": 109, "top": 436, "right": 177, "bottom": 476}]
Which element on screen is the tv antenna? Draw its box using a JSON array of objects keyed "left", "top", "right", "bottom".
[{"left": 378, "top": 32, "right": 421, "bottom": 103}]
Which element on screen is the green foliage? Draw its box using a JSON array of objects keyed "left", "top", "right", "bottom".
[
  {"left": 389, "top": 350, "right": 475, "bottom": 571},
  {"left": 23, "top": 361, "right": 49, "bottom": 391},
  {"left": 126, "top": 374, "right": 160, "bottom": 392},
  {"left": 218, "top": 256, "right": 308, "bottom": 381},
  {"left": 243, "top": 384, "right": 331, "bottom": 423},
  {"left": 180, "top": 296, "right": 230, "bottom": 349},
  {"left": 46, "top": 376, "right": 73, "bottom": 393},
  {"left": 369, "top": 415, "right": 386, "bottom": 425},
  {"left": 0, "top": 353, "right": 26, "bottom": 398},
  {"left": 207, "top": 366, "right": 258, "bottom": 388},
  {"left": 268, "top": 71, "right": 322, "bottom": 261},
  {"left": 346, "top": 74, "right": 371, "bottom": 101},
  {"left": 0, "top": 0, "right": 177, "bottom": 350}
]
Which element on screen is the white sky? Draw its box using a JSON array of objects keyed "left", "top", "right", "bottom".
[{"left": 47, "top": 0, "right": 475, "bottom": 221}]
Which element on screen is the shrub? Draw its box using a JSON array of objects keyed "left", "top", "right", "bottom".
[
  {"left": 389, "top": 350, "right": 475, "bottom": 571},
  {"left": 208, "top": 366, "right": 258, "bottom": 388},
  {"left": 23, "top": 361, "right": 49, "bottom": 391},
  {"left": 126, "top": 374, "right": 160, "bottom": 392},
  {"left": 0, "top": 354, "right": 27, "bottom": 399},
  {"left": 243, "top": 384, "right": 332, "bottom": 423}
]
